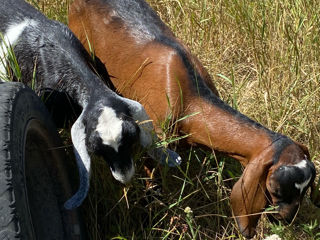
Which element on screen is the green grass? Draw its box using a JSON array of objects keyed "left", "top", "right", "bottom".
[
  {"left": 0, "top": 34, "right": 22, "bottom": 82},
  {"left": 17, "top": 0, "right": 320, "bottom": 239}
]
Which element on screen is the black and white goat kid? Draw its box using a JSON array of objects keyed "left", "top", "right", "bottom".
[{"left": 0, "top": 0, "right": 181, "bottom": 209}]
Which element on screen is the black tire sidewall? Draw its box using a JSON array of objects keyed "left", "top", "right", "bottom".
[
  {"left": 10, "top": 84, "right": 46, "bottom": 239},
  {"left": 0, "top": 82, "right": 84, "bottom": 239}
]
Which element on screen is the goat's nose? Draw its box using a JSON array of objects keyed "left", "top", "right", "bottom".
[
  {"left": 110, "top": 160, "right": 135, "bottom": 184},
  {"left": 278, "top": 202, "right": 299, "bottom": 223}
]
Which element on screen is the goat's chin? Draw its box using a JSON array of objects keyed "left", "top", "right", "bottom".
[
  {"left": 110, "top": 164, "right": 135, "bottom": 184},
  {"left": 267, "top": 202, "right": 299, "bottom": 225}
]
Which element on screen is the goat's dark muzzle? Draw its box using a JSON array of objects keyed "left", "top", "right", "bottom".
[{"left": 268, "top": 200, "right": 300, "bottom": 224}]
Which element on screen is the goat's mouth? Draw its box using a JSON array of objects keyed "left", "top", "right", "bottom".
[
  {"left": 267, "top": 202, "right": 300, "bottom": 224},
  {"left": 110, "top": 159, "right": 135, "bottom": 184}
]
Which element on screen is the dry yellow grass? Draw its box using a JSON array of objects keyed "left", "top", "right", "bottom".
[{"left": 26, "top": 0, "right": 320, "bottom": 239}]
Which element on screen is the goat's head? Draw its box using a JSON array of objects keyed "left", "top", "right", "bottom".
[
  {"left": 266, "top": 141, "right": 316, "bottom": 223},
  {"left": 85, "top": 104, "right": 139, "bottom": 183},
  {"left": 231, "top": 137, "right": 316, "bottom": 238},
  {"left": 64, "top": 96, "right": 181, "bottom": 209}
]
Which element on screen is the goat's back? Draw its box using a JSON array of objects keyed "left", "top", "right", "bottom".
[{"left": 69, "top": 0, "right": 219, "bottom": 125}]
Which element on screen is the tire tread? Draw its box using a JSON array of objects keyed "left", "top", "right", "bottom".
[{"left": 0, "top": 82, "right": 29, "bottom": 238}]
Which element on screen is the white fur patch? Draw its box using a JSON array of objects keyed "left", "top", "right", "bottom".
[
  {"left": 110, "top": 159, "right": 135, "bottom": 184},
  {"left": 294, "top": 158, "right": 311, "bottom": 193},
  {"left": 295, "top": 176, "right": 311, "bottom": 194},
  {"left": 96, "top": 107, "right": 123, "bottom": 152},
  {"left": 294, "top": 159, "right": 307, "bottom": 169},
  {"left": 0, "top": 19, "right": 36, "bottom": 78}
]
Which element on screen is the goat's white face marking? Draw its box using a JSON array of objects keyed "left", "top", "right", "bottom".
[
  {"left": 110, "top": 159, "right": 135, "bottom": 184},
  {"left": 96, "top": 107, "right": 123, "bottom": 152},
  {"left": 294, "top": 158, "right": 307, "bottom": 169},
  {"left": 294, "top": 158, "right": 311, "bottom": 194},
  {"left": 0, "top": 19, "right": 37, "bottom": 78},
  {"left": 295, "top": 176, "right": 311, "bottom": 194}
]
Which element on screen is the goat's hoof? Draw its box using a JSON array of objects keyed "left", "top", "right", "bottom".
[{"left": 160, "top": 149, "right": 182, "bottom": 167}]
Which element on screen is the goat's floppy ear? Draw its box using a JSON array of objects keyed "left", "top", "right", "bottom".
[
  {"left": 294, "top": 141, "right": 310, "bottom": 159},
  {"left": 124, "top": 98, "right": 181, "bottom": 167},
  {"left": 230, "top": 153, "right": 273, "bottom": 238},
  {"left": 64, "top": 112, "right": 91, "bottom": 209}
]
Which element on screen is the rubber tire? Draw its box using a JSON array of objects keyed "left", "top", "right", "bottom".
[{"left": 0, "top": 82, "right": 85, "bottom": 239}]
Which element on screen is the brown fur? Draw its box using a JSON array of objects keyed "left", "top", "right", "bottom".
[{"left": 68, "top": 0, "right": 317, "bottom": 238}]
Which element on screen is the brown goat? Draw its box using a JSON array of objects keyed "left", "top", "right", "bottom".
[{"left": 68, "top": 0, "right": 318, "bottom": 237}]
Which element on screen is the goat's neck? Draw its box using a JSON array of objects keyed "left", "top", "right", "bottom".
[
  {"left": 77, "top": 81, "right": 118, "bottom": 110},
  {"left": 183, "top": 95, "right": 280, "bottom": 165}
]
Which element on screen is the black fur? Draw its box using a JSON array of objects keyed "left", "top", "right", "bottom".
[
  {"left": 269, "top": 160, "right": 316, "bottom": 222},
  {"left": 0, "top": 0, "right": 139, "bottom": 177},
  {"left": 273, "top": 164, "right": 314, "bottom": 203},
  {"left": 94, "top": 0, "right": 317, "bottom": 222},
  {"left": 83, "top": 99, "right": 140, "bottom": 172}
]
